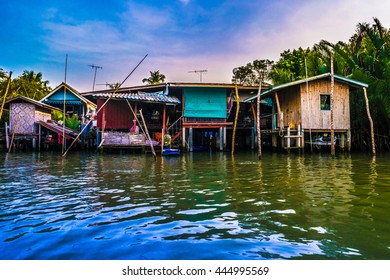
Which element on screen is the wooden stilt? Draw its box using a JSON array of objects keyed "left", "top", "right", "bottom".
[
  {"left": 161, "top": 105, "right": 166, "bottom": 154},
  {"left": 182, "top": 127, "right": 186, "bottom": 150},
  {"left": 189, "top": 127, "right": 193, "bottom": 152},
  {"left": 38, "top": 124, "right": 41, "bottom": 152},
  {"left": 256, "top": 80, "right": 262, "bottom": 159},
  {"left": 219, "top": 127, "right": 223, "bottom": 151},
  {"left": 5, "top": 122, "right": 9, "bottom": 150},
  {"left": 363, "top": 86, "right": 376, "bottom": 155},
  {"left": 8, "top": 114, "right": 21, "bottom": 153},
  {"left": 231, "top": 85, "right": 240, "bottom": 155},
  {"left": 330, "top": 52, "right": 335, "bottom": 156}
]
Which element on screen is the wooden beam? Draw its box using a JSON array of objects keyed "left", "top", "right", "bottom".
[{"left": 274, "top": 92, "right": 283, "bottom": 129}]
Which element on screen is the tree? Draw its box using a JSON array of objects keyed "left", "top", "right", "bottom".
[
  {"left": 10, "top": 70, "right": 51, "bottom": 100},
  {"left": 232, "top": 59, "right": 273, "bottom": 86},
  {"left": 142, "top": 70, "right": 166, "bottom": 85}
]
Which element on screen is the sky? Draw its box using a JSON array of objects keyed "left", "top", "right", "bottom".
[{"left": 1, "top": 0, "right": 390, "bottom": 92}]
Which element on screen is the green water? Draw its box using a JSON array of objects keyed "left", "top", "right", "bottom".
[{"left": 0, "top": 151, "right": 389, "bottom": 259}]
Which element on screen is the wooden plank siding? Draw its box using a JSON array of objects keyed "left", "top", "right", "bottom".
[
  {"left": 300, "top": 80, "right": 350, "bottom": 131},
  {"left": 276, "top": 86, "right": 302, "bottom": 129}
]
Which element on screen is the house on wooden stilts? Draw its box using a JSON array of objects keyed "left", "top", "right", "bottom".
[
  {"left": 3, "top": 96, "right": 71, "bottom": 151},
  {"left": 244, "top": 73, "right": 369, "bottom": 151},
  {"left": 82, "top": 84, "right": 181, "bottom": 152}
]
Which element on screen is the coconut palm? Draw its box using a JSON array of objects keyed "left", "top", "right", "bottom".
[{"left": 142, "top": 70, "right": 166, "bottom": 85}]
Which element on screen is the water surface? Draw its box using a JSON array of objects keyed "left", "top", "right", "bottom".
[{"left": 0, "top": 151, "right": 389, "bottom": 259}]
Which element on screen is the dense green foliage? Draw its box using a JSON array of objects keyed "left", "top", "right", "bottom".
[
  {"left": 0, "top": 69, "right": 51, "bottom": 101},
  {"left": 233, "top": 17, "right": 390, "bottom": 151}
]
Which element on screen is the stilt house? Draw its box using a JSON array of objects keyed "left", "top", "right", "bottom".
[{"left": 244, "top": 73, "right": 369, "bottom": 150}]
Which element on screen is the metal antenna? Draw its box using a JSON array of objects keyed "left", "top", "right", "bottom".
[
  {"left": 88, "top": 64, "right": 103, "bottom": 91},
  {"left": 188, "top": 69, "right": 208, "bottom": 83}
]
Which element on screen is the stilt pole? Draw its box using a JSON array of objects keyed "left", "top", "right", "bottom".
[
  {"left": 363, "top": 87, "right": 376, "bottom": 155},
  {"left": 231, "top": 85, "right": 240, "bottom": 155}
]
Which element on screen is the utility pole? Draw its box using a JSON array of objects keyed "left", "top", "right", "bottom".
[
  {"left": 88, "top": 64, "right": 103, "bottom": 91},
  {"left": 189, "top": 69, "right": 208, "bottom": 83}
]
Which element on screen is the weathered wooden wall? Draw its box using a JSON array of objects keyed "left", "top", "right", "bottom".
[
  {"left": 277, "top": 86, "right": 302, "bottom": 128},
  {"left": 300, "top": 80, "right": 350, "bottom": 130}
]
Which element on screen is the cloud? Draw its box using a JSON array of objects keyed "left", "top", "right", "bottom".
[{"left": 179, "top": 0, "right": 190, "bottom": 5}]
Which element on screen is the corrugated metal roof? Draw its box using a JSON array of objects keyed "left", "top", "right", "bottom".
[
  {"left": 4, "top": 96, "right": 62, "bottom": 112},
  {"left": 91, "top": 92, "right": 181, "bottom": 104},
  {"left": 244, "top": 73, "right": 369, "bottom": 102}
]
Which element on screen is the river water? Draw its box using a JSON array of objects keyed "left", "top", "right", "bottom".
[{"left": 0, "top": 151, "right": 389, "bottom": 260}]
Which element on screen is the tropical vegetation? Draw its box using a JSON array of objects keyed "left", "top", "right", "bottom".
[{"left": 142, "top": 70, "right": 166, "bottom": 85}]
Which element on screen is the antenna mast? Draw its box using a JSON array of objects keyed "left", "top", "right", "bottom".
[
  {"left": 189, "top": 69, "right": 208, "bottom": 82},
  {"left": 88, "top": 64, "right": 103, "bottom": 91}
]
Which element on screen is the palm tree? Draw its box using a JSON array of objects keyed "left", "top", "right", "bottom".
[
  {"left": 12, "top": 70, "right": 51, "bottom": 100},
  {"left": 142, "top": 70, "right": 166, "bottom": 85}
]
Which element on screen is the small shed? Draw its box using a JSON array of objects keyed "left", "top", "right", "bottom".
[
  {"left": 40, "top": 82, "right": 96, "bottom": 119},
  {"left": 245, "top": 73, "right": 369, "bottom": 150},
  {"left": 5, "top": 96, "right": 60, "bottom": 135}
]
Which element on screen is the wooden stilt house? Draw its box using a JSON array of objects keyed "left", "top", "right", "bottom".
[
  {"left": 244, "top": 73, "right": 369, "bottom": 151},
  {"left": 3, "top": 96, "right": 62, "bottom": 150},
  {"left": 81, "top": 83, "right": 262, "bottom": 152}
]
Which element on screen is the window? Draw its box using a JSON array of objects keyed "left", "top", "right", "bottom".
[{"left": 320, "top": 94, "right": 330, "bottom": 110}]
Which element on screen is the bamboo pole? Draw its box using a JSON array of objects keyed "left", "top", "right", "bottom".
[
  {"left": 363, "top": 86, "right": 376, "bottom": 155},
  {"left": 161, "top": 105, "right": 166, "bottom": 155},
  {"left": 8, "top": 114, "right": 21, "bottom": 153},
  {"left": 274, "top": 92, "right": 283, "bottom": 131},
  {"left": 330, "top": 52, "right": 335, "bottom": 156},
  {"left": 62, "top": 54, "right": 148, "bottom": 157},
  {"left": 125, "top": 99, "right": 156, "bottom": 159},
  {"left": 62, "top": 55, "right": 68, "bottom": 154},
  {"left": 231, "top": 85, "right": 240, "bottom": 155},
  {"left": 256, "top": 79, "right": 262, "bottom": 159},
  {"left": 139, "top": 109, "right": 156, "bottom": 159},
  {"left": 0, "top": 71, "right": 12, "bottom": 121},
  {"left": 304, "top": 58, "right": 312, "bottom": 152}
]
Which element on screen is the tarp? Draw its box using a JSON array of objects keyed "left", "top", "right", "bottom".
[{"left": 184, "top": 88, "right": 227, "bottom": 118}]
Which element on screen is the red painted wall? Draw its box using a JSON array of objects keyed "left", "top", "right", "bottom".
[{"left": 97, "top": 99, "right": 132, "bottom": 129}]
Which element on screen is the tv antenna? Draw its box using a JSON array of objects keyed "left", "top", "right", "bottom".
[
  {"left": 88, "top": 64, "right": 103, "bottom": 91},
  {"left": 189, "top": 69, "right": 208, "bottom": 83}
]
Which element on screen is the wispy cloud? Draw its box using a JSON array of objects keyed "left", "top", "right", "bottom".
[{"left": 5, "top": 0, "right": 390, "bottom": 90}]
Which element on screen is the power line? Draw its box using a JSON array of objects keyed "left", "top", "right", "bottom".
[{"left": 189, "top": 69, "right": 208, "bottom": 83}]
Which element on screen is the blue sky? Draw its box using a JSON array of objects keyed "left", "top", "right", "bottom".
[{"left": 1, "top": 0, "right": 390, "bottom": 92}]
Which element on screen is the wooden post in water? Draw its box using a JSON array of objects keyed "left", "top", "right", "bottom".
[
  {"left": 330, "top": 52, "right": 335, "bottom": 156},
  {"left": 5, "top": 122, "right": 9, "bottom": 150},
  {"left": 256, "top": 79, "right": 262, "bottom": 159},
  {"left": 139, "top": 109, "right": 156, "bottom": 159},
  {"left": 363, "top": 86, "right": 376, "bottom": 155},
  {"left": 161, "top": 105, "right": 166, "bottom": 155},
  {"left": 231, "top": 85, "right": 240, "bottom": 155}
]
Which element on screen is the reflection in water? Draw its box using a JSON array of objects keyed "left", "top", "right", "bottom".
[{"left": 0, "top": 151, "right": 390, "bottom": 260}]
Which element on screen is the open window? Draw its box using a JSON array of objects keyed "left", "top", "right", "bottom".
[{"left": 320, "top": 94, "right": 331, "bottom": 110}]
